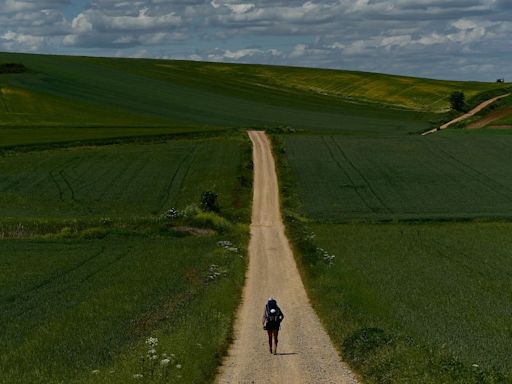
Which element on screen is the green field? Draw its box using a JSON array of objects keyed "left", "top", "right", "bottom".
[
  {"left": 2, "top": 51, "right": 512, "bottom": 383},
  {"left": 277, "top": 127, "right": 512, "bottom": 383},
  {"left": 282, "top": 134, "right": 512, "bottom": 221},
  {"left": 304, "top": 222, "right": 512, "bottom": 383},
  {"left": 1, "top": 51, "right": 506, "bottom": 148},
  {"left": 0, "top": 130, "right": 252, "bottom": 382},
  {"left": 0, "top": 234, "right": 245, "bottom": 384},
  {"left": 0, "top": 136, "right": 248, "bottom": 220}
]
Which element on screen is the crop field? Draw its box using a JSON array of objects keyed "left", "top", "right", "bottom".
[
  {"left": 303, "top": 222, "right": 512, "bottom": 383},
  {"left": 2, "top": 51, "right": 511, "bottom": 383},
  {"left": 0, "top": 234, "right": 246, "bottom": 384},
  {"left": 0, "top": 136, "right": 248, "bottom": 220},
  {"left": 0, "top": 130, "right": 252, "bottom": 383},
  {"left": 275, "top": 126, "right": 512, "bottom": 381},
  {"left": 2, "top": 51, "right": 505, "bottom": 141},
  {"left": 282, "top": 134, "right": 512, "bottom": 221}
]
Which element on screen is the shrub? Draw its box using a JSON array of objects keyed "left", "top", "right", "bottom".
[
  {"left": 201, "top": 191, "right": 219, "bottom": 213},
  {"left": 0, "top": 63, "right": 28, "bottom": 74},
  {"left": 449, "top": 91, "right": 465, "bottom": 111}
]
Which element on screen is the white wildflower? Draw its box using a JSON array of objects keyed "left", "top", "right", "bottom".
[
  {"left": 161, "top": 358, "right": 171, "bottom": 366},
  {"left": 133, "top": 373, "right": 143, "bottom": 379},
  {"left": 176, "top": 364, "right": 182, "bottom": 369}
]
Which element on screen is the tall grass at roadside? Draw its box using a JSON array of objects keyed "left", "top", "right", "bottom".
[{"left": 306, "top": 222, "right": 512, "bottom": 383}]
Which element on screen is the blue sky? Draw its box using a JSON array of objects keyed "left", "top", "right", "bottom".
[{"left": 1, "top": 0, "right": 511, "bottom": 81}]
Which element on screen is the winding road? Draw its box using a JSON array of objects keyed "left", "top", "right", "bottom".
[{"left": 216, "top": 131, "right": 359, "bottom": 384}]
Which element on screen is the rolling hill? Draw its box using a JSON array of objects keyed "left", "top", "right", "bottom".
[{"left": 0, "top": 52, "right": 506, "bottom": 148}]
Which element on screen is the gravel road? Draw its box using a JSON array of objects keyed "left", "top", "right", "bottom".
[{"left": 215, "top": 131, "right": 359, "bottom": 384}]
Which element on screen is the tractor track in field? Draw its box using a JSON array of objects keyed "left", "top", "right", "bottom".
[
  {"left": 216, "top": 131, "right": 359, "bottom": 384},
  {"left": 322, "top": 136, "right": 375, "bottom": 214},
  {"left": 424, "top": 141, "right": 512, "bottom": 202},
  {"left": 158, "top": 145, "right": 197, "bottom": 212},
  {"left": 331, "top": 137, "right": 392, "bottom": 214}
]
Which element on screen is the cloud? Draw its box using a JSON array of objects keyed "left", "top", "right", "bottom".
[{"left": 0, "top": 0, "right": 511, "bottom": 81}]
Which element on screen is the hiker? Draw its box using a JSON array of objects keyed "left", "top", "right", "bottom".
[{"left": 262, "top": 297, "right": 284, "bottom": 354}]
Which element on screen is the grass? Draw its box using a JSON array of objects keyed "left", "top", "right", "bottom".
[
  {"left": 281, "top": 134, "right": 512, "bottom": 221},
  {"left": 0, "top": 233, "right": 247, "bottom": 384},
  {"left": 272, "top": 131, "right": 512, "bottom": 383},
  {"left": 2, "top": 50, "right": 511, "bottom": 383},
  {"left": 0, "top": 52, "right": 505, "bottom": 142},
  {"left": 0, "top": 135, "right": 250, "bottom": 221},
  {"left": 301, "top": 222, "right": 512, "bottom": 383},
  {"left": 0, "top": 126, "right": 228, "bottom": 149},
  {"left": 0, "top": 130, "right": 253, "bottom": 383}
]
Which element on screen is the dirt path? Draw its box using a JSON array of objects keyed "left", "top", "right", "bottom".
[
  {"left": 216, "top": 131, "right": 359, "bottom": 384},
  {"left": 466, "top": 106, "right": 512, "bottom": 129},
  {"left": 422, "top": 93, "right": 510, "bottom": 136}
]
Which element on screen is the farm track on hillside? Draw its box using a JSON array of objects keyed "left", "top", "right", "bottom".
[{"left": 422, "top": 93, "right": 511, "bottom": 135}]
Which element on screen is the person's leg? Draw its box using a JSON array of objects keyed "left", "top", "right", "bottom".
[
  {"left": 267, "top": 330, "right": 273, "bottom": 353},
  {"left": 273, "top": 330, "right": 279, "bottom": 354}
]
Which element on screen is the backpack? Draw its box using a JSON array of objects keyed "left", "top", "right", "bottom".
[{"left": 265, "top": 300, "right": 282, "bottom": 323}]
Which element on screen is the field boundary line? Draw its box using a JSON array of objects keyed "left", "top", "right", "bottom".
[{"left": 422, "top": 93, "right": 511, "bottom": 135}]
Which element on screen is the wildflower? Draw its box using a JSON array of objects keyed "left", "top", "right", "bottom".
[
  {"left": 164, "top": 208, "right": 180, "bottom": 220},
  {"left": 146, "top": 337, "right": 158, "bottom": 347},
  {"left": 217, "top": 240, "right": 234, "bottom": 249},
  {"left": 176, "top": 364, "right": 182, "bottom": 369},
  {"left": 133, "top": 373, "right": 143, "bottom": 379},
  {"left": 91, "top": 370, "right": 100, "bottom": 374},
  {"left": 161, "top": 358, "right": 170, "bottom": 366}
]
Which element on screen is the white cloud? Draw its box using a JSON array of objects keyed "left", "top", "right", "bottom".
[
  {"left": 0, "top": 0, "right": 511, "bottom": 80},
  {"left": 289, "top": 43, "right": 306, "bottom": 58},
  {"left": 225, "top": 3, "right": 255, "bottom": 14},
  {"left": 1, "top": 30, "right": 46, "bottom": 50}
]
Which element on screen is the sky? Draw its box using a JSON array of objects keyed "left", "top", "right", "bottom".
[{"left": 0, "top": 0, "right": 511, "bottom": 81}]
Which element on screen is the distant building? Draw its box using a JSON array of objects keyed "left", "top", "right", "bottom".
[{"left": 496, "top": 78, "right": 505, "bottom": 83}]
